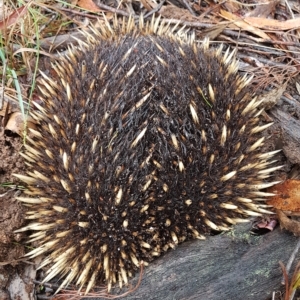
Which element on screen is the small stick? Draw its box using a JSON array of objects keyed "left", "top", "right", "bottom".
[
  {"left": 282, "top": 238, "right": 300, "bottom": 285},
  {"left": 144, "top": 1, "right": 166, "bottom": 19},
  {"left": 181, "top": 0, "right": 196, "bottom": 16}
]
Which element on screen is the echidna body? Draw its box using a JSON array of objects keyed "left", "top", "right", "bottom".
[{"left": 15, "top": 17, "right": 280, "bottom": 294}]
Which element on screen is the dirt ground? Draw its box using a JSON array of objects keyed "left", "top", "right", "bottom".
[{"left": 0, "top": 131, "right": 27, "bottom": 299}]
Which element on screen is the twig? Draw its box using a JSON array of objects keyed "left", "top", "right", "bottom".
[
  {"left": 238, "top": 53, "right": 298, "bottom": 73},
  {"left": 144, "top": 1, "right": 165, "bottom": 19},
  {"left": 0, "top": 259, "right": 35, "bottom": 266},
  {"left": 95, "top": 2, "right": 138, "bottom": 18},
  {"left": 180, "top": 0, "right": 196, "bottom": 16},
  {"left": 55, "top": 7, "right": 99, "bottom": 19},
  {"left": 0, "top": 61, "right": 6, "bottom": 111},
  {"left": 282, "top": 238, "right": 300, "bottom": 285}
]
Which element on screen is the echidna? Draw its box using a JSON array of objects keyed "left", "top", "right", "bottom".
[{"left": 15, "top": 16, "right": 281, "bottom": 294}]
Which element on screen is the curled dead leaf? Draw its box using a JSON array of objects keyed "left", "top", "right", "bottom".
[
  {"left": 5, "top": 112, "right": 36, "bottom": 137},
  {"left": 267, "top": 179, "right": 300, "bottom": 215},
  {"left": 270, "top": 179, "right": 300, "bottom": 236},
  {"left": 277, "top": 210, "right": 300, "bottom": 236}
]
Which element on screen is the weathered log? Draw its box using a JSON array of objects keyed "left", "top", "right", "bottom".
[{"left": 89, "top": 224, "right": 298, "bottom": 300}]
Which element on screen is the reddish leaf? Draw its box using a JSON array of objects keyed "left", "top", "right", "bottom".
[
  {"left": 77, "top": 0, "right": 101, "bottom": 13},
  {"left": 267, "top": 179, "right": 300, "bottom": 213},
  {"left": 0, "top": 6, "right": 27, "bottom": 30}
]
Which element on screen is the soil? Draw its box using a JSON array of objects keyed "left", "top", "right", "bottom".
[{"left": 0, "top": 130, "right": 28, "bottom": 300}]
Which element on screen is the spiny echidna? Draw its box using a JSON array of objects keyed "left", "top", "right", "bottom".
[{"left": 15, "top": 16, "right": 281, "bottom": 294}]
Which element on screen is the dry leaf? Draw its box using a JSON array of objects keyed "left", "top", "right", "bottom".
[
  {"left": 244, "top": 17, "right": 300, "bottom": 31},
  {"left": 222, "top": 1, "right": 241, "bottom": 13},
  {"left": 220, "top": 9, "right": 271, "bottom": 40},
  {"left": 0, "top": 5, "right": 27, "bottom": 30},
  {"left": 77, "top": 0, "right": 101, "bottom": 13},
  {"left": 0, "top": 100, "right": 11, "bottom": 117},
  {"left": 296, "top": 82, "right": 300, "bottom": 95},
  {"left": 159, "top": 6, "right": 199, "bottom": 22},
  {"left": 277, "top": 210, "right": 300, "bottom": 236},
  {"left": 267, "top": 179, "right": 300, "bottom": 214},
  {"left": 199, "top": 23, "right": 229, "bottom": 40},
  {"left": 140, "top": 0, "right": 153, "bottom": 11},
  {"left": 269, "top": 179, "right": 300, "bottom": 236},
  {"left": 5, "top": 112, "right": 36, "bottom": 136},
  {"left": 245, "top": 0, "right": 279, "bottom": 18}
]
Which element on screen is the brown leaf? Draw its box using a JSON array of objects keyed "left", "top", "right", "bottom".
[
  {"left": 244, "top": 17, "right": 300, "bottom": 31},
  {"left": 140, "top": 0, "right": 153, "bottom": 11},
  {"left": 220, "top": 9, "right": 271, "bottom": 40},
  {"left": 245, "top": 0, "right": 279, "bottom": 18},
  {"left": 267, "top": 179, "right": 300, "bottom": 214},
  {"left": 0, "top": 100, "right": 11, "bottom": 117},
  {"left": 77, "top": 0, "right": 101, "bottom": 13},
  {"left": 277, "top": 210, "right": 300, "bottom": 236},
  {"left": 0, "top": 6, "right": 27, "bottom": 30},
  {"left": 4, "top": 112, "right": 36, "bottom": 137},
  {"left": 199, "top": 23, "right": 229, "bottom": 40},
  {"left": 159, "top": 6, "right": 199, "bottom": 22}
]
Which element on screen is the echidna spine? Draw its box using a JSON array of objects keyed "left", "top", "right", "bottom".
[{"left": 14, "top": 16, "right": 282, "bottom": 295}]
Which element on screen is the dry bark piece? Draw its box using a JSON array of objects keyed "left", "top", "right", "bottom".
[
  {"left": 258, "top": 82, "right": 288, "bottom": 110},
  {"left": 270, "top": 108, "right": 300, "bottom": 165}
]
